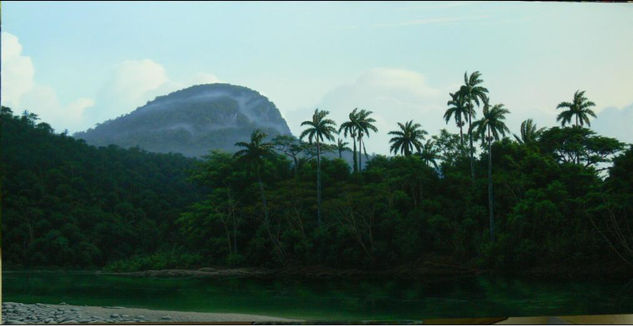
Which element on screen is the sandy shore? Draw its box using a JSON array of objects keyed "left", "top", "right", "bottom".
[{"left": 1, "top": 302, "right": 301, "bottom": 324}]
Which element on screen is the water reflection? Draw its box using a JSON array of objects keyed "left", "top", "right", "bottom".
[{"left": 3, "top": 271, "right": 633, "bottom": 320}]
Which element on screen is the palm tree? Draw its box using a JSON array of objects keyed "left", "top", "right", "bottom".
[
  {"left": 556, "top": 90, "right": 597, "bottom": 127},
  {"left": 419, "top": 140, "right": 440, "bottom": 169},
  {"left": 514, "top": 119, "right": 545, "bottom": 145},
  {"left": 444, "top": 91, "right": 470, "bottom": 151},
  {"left": 460, "top": 71, "right": 489, "bottom": 182},
  {"left": 355, "top": 109, "right": 378, "bottom": 170},
  {"left": 234, "top": 129, "right": 284, "bottom": 260},
  {"left": 336, "top": 137, "right": 351, "bottom": 159},
  {"left": 388, "top": 120, "right": 427, "bottom": 156},
  {"left": 300, "top": 109, "right": 337, "bottom": 227},
  {"left": 339, "top": 108, "right": 360, "bottom": 173},
  {"left": 471, "top": 100, "right": 510, "bottom": 242}
]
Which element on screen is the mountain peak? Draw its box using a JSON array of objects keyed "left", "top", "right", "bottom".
[{"left": 74, "top": 83, "right": 292, "bottom": 157}]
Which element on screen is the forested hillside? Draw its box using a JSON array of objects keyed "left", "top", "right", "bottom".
[
  {"left": 73, "top": 84, "right": 292, "bottom": 157},
  {"left": 1, "top": 107, "right": 204, "bottom": 268},
  {"left": 2, "top": 91, "right": 633, "bottom": 276}
]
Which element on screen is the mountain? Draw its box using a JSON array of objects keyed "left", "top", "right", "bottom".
[{"left": 74, "top": 83, "right": 293, "bottom": 157}]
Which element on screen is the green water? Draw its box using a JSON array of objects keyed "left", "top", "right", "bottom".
[{"left": 3, "top": 271, "right": 633, "bottom": 321}]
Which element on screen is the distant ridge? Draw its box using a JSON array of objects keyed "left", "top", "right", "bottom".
[{"left": 74, "top": 83, "right": 293, "bottom": 157}]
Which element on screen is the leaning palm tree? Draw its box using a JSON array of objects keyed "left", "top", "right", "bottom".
[
  {"left": 300, "top": 109, "right": 337, "bottom": 227},
  {"left": 388, "top": 120, "right": 427, "bottom": 156},
  {"left": 556, "top": 90, "right": 597, "bottom": 127},
  {"left": 336, "top": 137, "right": 351, "bottom": 159},
  {"left": 419, "top": 139, "right": 440, "bottom": 169},
  {"left": 471, "top": 100, "right": 510, "bottom": 243},
  {"left": 514, "top": 119, "right": 545, "bottom": 145},
  {"left": 234, "top": 129, "right": 284, "bottom": 260},
  {"left": 460, "top": 71, "right": 489, "bottom": 182},
  {"left": 355, "top": 109, "right": 378, "bottom": 170},
  {"left": 339, "top": 108, "right": 360, "bottom": 173},
  {"left": 444, "top": 91, "right": 470, "bottom": 151}
]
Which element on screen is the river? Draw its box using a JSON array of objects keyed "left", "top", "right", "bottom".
[{"left": 3, "top": 271, "right": 633, "bottom": 321}]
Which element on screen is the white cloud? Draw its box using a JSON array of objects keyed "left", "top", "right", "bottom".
[
  {"left": 84, "top": 59, "right": 169, "bottom": 124},
  {"left": 593, "top": 103, "right": 633, "bottom": 145},
  {"left": 1, "top": 32, "right": 93, "bottom": 131},
  {"left": 1, "top": 32, "right": 223, "bottom": 132},
  {"left": 83, "top": 59, "right": 223, "bottom": 127},
  {"left": 110, "top": 59, "right": 169, "bottom": 102},
  {"left": 286, "top": 68, "right": 444, "bottom": 155},
  {"left": 1, "top": 32, "right": 35, "bottom": 108}
]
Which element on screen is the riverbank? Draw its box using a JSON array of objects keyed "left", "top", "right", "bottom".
[
  {"left": 1, "top": 302, "right": 300, "bottom": 324},
  {"left": 98, "top": 263, "right": 633, "bottom": 281},
  {"left": 97, "top": 261, "right": 483, "bottom": 280}
]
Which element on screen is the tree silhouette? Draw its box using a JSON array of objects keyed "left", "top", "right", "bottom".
[
  {"left": 336, "top": 137, "right": 351, "bottom": 159},
  {"left": 514, "top": 119, "right": 545, "bottom": 145},
  {"left": 459, "top": 71, "right": 489, "bottom": 182},
  {"left": 388, "top": 120, "right": 427, "bottom": 156},
  {"left": 556, "top": 90, "right": 597, "bottom": 127},
  {"left": 339, "top": 108, "right": 360, "bottom": 173},
  {"left": 300, "top": 109, "right": 337, "bottom": 227},
  {"left": 355, "top": 109, "right": 378, "bottom": 171},
  {"left": 472, "top": 100, "right": 510, "bottom": 242},
  {"left": 234, "top": 129, "right": 284, "bottom": 261},
  {"left": 445, "top": 91, "right": 471, "bottom": 153}
]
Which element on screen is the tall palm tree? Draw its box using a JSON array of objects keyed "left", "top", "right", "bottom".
[
  {"left": 355, "top": 109, "right": 378, "bottom": 171},
  {"left": 444, "top": 91, "right": 470, "bottom": 151},
  {"left": 419, "top": 139, "right": 440, "bottom": 170},
  {"left": 336, "top": 137, "right": 351, "bottom": 159},
  {"left": 471, "top": 100, "right": 510, "bottom": 242},
  {"left": 300, "top": 109, "right": 337, "bottom": 227},
  {"left": 514, "top": 119, "right": 545, "bottom": 145},
  {"left": 388, "top": 120, "right": 427, "bottom": 156},
  {"left": 460, "top": 71, "right": 489, "bottom": 182},
  {"left": 234, "top": 129, "right": 284, "bottom": 260},
  {"left": 556, "top": 90, "right": 597, "bottom": 127},
  {"left": 339, "top": 108, "right": 360, "bottom": 173}
]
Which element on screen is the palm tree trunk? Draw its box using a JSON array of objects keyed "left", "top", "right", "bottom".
[
  {"left": 352, "top": 138, "right": 357, "bottom": 174},
  {"left": 468, "top": 103, "right": 475, "bottom": 183},
  {"left": 363, "top": 142, "right": 369, "bottom": 161},
  {"left": 459, "top": 122, "right": 464, "bottom": 155},
  {"left": 488, "top": 128, "right": 495, "bottom": 243},
  {"left": 338, "top": 148, "right": 342, "bottom": 159},
  {"left": 576, "top": 115, "right": 580, "bottom": 164},
  {"left": 316, "top": 140, "right": 322, "bottom": 227},
  {"left": 358, "top": 136, "right": 363, "bottom": 171}
]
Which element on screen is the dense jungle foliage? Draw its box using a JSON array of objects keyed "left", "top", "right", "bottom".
[
  {"left": 2, "top": 76, "right": 632, "bottom": 276},
  {"left": 0, "top": 107, "right": 203, "bottom": 268}
]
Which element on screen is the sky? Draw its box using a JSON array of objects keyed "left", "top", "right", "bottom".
[{"left": 2, "top": 1, "right": 633, "bottom": 155}]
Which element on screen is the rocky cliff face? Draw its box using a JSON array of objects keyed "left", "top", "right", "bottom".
[{"left": 74, "top": 84, "right": 292, "bottom": 157}]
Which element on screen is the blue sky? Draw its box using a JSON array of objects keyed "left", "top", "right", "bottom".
[{"left": 2, "top": 1, "right": 632, "bottom": 154}]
